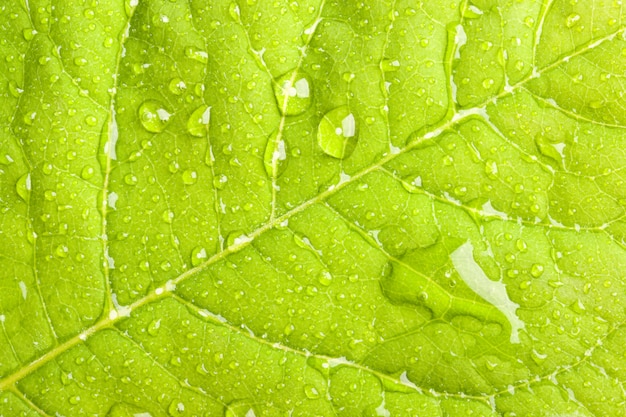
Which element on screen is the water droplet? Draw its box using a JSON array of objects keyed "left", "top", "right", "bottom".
[
  {"left": 138, "top": 100, "right": 171, "bottom": 133},
  {"left": 482, "top": 78, "right": 494, "bottom": 89},
  {"left": 185, "top": 46, "right": 208, "bottom": 64},
  {"left": 228, "top": 2, "right": 241, "bottom": 21},
  {"left": 530, "top": 264, "right": 544, "bottom": 278},
  {"left": 318, "top": 270, "right": 332, "bottom": 286},
  {"left": 74, "top": 57, "right": 88, "bottom": 66},
  {"left": 317, "top": 106, "right": 358, "bottom": 159},
  {"left": 81, "top": 166, "right": 95, "bottom": 180},
  {"left": 186, "top": 105, "right": 211, "bottom": 137},
  {"left": 304, "top": 384, "right": 320, "bottom": 399},
  {"left": 85, "top": 115, "right": 98, "bottom": 126},
  {"left": 224, "top": 401, "right": 256, "bottom": 417},
  {"left": 124, "top": 174, "right": 138, "bottom": 185},
  {"left": 8, "top": 80, "right": 23, "bottom": 98},
  {"left": 162, "top": 210, "right": 174, "bottom": 224},
  {"left": 381, "top": 59, "right": 400, "bottom": 72},
  {"left": 263, "top": 130, "right": 288, "bottom": 177},
  {"left": 44, "top": 190, "right": 57, "bottom": 201},
  {"left": 22, "top": 29, "right": 36, "bottom": 41},
  {"left": 16, "top": 173, "right": 31, "bottom": 202},
  {"left": 190, "top": 246, "right": 207, "bottom": 266},
  {"left": 168, "top": 400, "right": 185, "bottom": 416},
  {"left": 55, "top": 244, "right": 69, "bottom": 258},
  {"left": 182, "top": 169, "right": 198, "bottom": 185},
  {"left": 147, "top": 319, "right": 161, "bottom": 336},
  {"left": 565, "top": 13, "right": 581, "bottom": 28},
  {"left": 68, "top": 396, "right": 81, "bottom": 405},
  {"left": 168, "top": 77, "right": 187, "bottom": 95},
  {"left": 273, "top": 70, "right": 312, "bottom": 116},
  {"left": 283, "top": 323, "right": 295, "bottom": 335},
  {"left": 534, "top": 133, "right": 563, "bottom": 162}
]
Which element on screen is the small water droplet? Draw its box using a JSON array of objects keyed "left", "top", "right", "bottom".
[
  {"left": 530, "top": 264, "right": 544, "bottom": 278},
  {"left": 55, "top": 244, "right": 69, "bottom": 258},
  {"left": 162, "top": 210, "right": 174, "bottom": 224},
  {"left": 191, "top": 246, "right": 207, "bottom": 266},
  {"left": 124, "top": 174, "right": 138, "bottom": 185},
  {"left": 317, "top": 106, "right": 358, "bottom": 159},
  {"left": 147, "top": 319, "right": 161, "bottom": 336},
  {"left": 182, "top": 169, "right": 198, "bottom": 185},
  {"left": 138, "top": 100, "right": 171, "bottom": 133},
  {"left": 565, "top": 13, "right": 581, "bottom": 28},
  {"left": 168, "top": 400, "right": 185, "bottom": 416},
  {"left": 168, "top": 77, "right": 187, "bottom": 95},
  {"left": 304, "top": 384, "right": 320, "bottom": 399},
  {"left": 185, "top": 46, "right": 208, "bottom": 64},
  {"left": 187, "top": 105, "right": 211, "bottom": 137}
]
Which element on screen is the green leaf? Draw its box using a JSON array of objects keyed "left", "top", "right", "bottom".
[{"left": 1, "top": 0, "right": 626, "bottom": 415}]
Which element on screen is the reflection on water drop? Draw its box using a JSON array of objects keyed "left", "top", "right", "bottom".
[
  {"left": 273, "top": 70, "right": 312, "bottom": 116},
  {"left": 138, "top": 100, "right": 171, "bottom": 133},
  {"left": 317, "top": 106, "right": 358, "bottom": 159}
]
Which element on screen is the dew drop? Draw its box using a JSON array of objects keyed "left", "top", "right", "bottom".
[
  {"left": 168, "top": 400, "right": 185, "bottom": 416},
  {"left": 55, "top": 244, "right": 69, "bottom": 258},
  {"left": 138, "top": 100, "right": 171, "bottom": 133},
  {"left": 162, "top": 209, "right": 174, "bottom": 224},
  {"left": 565, "top": 13, "right": 581, "bottom": 28},
  {"left": 273, "top": 70, "right": 312, "bottom": 116},
  {"left": 530, "top": 264, "right": 544, "bottom": 278},
  {"left": 8, "top": 80, "right": 23, "bottom": 98},
  {"left": 304, "top": 384, "right": 320, "bottom": 399},
  {"left": 263, "top": 130, "right": 288, "bottom": 178},
  {"left": 16, "top": 173, "right": 31, "bottom": 202},
  {"left": 317, "top": 106, "right": 358, "bottom": 159},
  {"left": 168, "top": 77, "right": 187, "bottom": 95},
  {"left": 182, "top": 169, "right": 198, "bottom": 185},
  {"left": 147, "top": 319, "right": 161, "bottom": 336},
  {"left": 185, "top": 46, "right": 208, "bottom": 64},
  {"left": 186, "top": 105, "right": 211, "bottom": 137},
  {"left": 191, "top": 246, "right": 207, "bottom": 266},
  {"left": 124, "top": 174, "right": 138, "bottom": 185},
  {"left": 22, "top": 29, "right": 36, "bottom": 41},
  {"left": 381, "top": 59, "right": 400, "bottom": 72}
]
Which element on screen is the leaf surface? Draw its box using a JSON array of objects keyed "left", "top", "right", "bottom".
[{"left": 1, "top": 0, "right": 626, "bottom": 415}]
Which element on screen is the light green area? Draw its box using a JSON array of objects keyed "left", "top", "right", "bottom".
[{"left": 1, "top": 0, "right": 626, "bottom": 416}]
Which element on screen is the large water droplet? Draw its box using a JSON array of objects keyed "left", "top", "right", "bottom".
[
  {"left": 273, "top": 70, "right": 312, "bottom": 116},
  {"left": 16, "top": 173, "right": 31, "bottom": 202},
  {"left": 187, "top": 105, "right": 211, "bottom": 137},
  {"left": 138, "top": 100, "right": 171, "bottom": 133},
  {"left": 317, "top": 106, "right": 358, "bottom": 159},
  {"left": 263, "top": 130, "right": 288, "bottom": 178}
]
